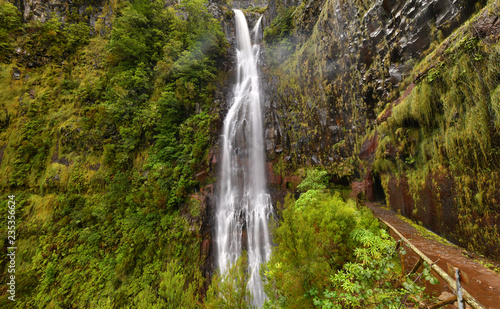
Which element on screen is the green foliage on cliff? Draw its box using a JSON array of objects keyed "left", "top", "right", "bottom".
[
  {"left": 0, "top": 0, "right": 228, "bottom": 307},
  {"left": 261, "top": 0, "right": 376, "bottom": 176},
  {"left": 372, "top": 2, "right": 500, "bottom": 258},
  {"left": 0, "top": 0, "right": 22, "bottom": 63},
  {"left": 205, "top": 254, "right": 255, "bottom": 309},
  {"left": 296, "top": 168, "right": 328, "bottom": 191},
  {"left": 158, "top": 260, "right": 203, "bottom": 308},
  {"left": 263, "top": 7, "right": 295, "bottom": 42},
  {"left": 264, "top": 0, "right": 499, "bottom": 262},
  {"left": 25, "top": 18, "right": 90, "bottom": 64}
]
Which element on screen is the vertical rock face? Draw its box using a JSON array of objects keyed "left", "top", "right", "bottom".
[
  {"left": 11, "top": 0, "right": 106, "bottom": 24},
  {"left": 372, "top": 3, "right": 500, "bottom": 260},
  {"left": 261, "top": 0, "right": 480, "bottom": 167},
  {"left": 384, "top": 172, "right": 460, "bottom": 244},
  {"left": 187, "top": 185, "right": 218, "bottom": 298},
  {"left": 262, "top": 0, "right": 500, "bottom": 260}
]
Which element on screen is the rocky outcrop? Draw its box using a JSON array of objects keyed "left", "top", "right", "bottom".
[
  {"left": 11, "top": 0, "right": 108, "bottom": 26},
  {"left": 359, "top": 3, "right": 500, "bottom": 259},
  {"left": 185, "top": 184, "right": 217, "bottom": 297},
  {"left": 261, "top": 0, "right": 481, "bottom": 170},
  {"left": 261, "top": 0, "right": 500, "bottom": 260}
]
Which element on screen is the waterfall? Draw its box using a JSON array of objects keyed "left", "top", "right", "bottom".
[{"left": 215, "top": 10, "right": 272, "bottom": 307}]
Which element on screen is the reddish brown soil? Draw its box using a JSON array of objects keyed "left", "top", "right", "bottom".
[{"left": 361, "top": 200, "right": 500, "bottom": 308}]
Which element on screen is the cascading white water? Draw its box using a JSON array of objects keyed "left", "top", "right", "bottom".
[{"left": 215, "top": 10, "right": 272, "bottom": 307}]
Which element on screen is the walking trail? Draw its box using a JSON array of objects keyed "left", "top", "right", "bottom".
[{"left": 358, "top": 199, "right": 500, "bottom": 308}]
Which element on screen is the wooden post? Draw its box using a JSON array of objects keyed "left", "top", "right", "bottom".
[
  {"left": 456, "top": 268, "right": 466, "bottom": 309},
  {"left": 400, "top": 246, "right": 406, "bottom": 276},
  {"left": 448, "top": 262, "right": 470, "bottom": 285},
  {"left": 429, "top": 295, "right": 458, "bottom": 309},
  {"left": 408, "top": 257, "right": 423, "bottom": 277},
  {"left": 378, "top": 219, "right": 486, "bottom": 309}
]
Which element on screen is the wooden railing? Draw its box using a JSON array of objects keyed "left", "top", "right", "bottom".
[{"left": 379, "top": 218, "right": 486, "bottom": 309}]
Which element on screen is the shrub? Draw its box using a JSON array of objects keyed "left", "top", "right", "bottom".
[
  {"left": 0, "top": 0, "right": 22, "bottom": 62},
  {"left": 312, "top": 229, "right": 436, "bottom": 308},
  {"left": 262, "top": 190, "right": 380, "bottom": 308},
  {"left": 205, "top": 254, "right": 255, "bottom": 309},
  {"left": 158, "top": 260, "right": 202, "bottom": 308}
]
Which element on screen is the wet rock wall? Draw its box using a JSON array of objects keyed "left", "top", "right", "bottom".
[
  {"left": 260, "top": 0, "right": 500, "bottom": 260},
  {"left": 261, "top": 0, "right": 481, "bottom": 170}
]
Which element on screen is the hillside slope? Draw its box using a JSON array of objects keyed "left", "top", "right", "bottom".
[{"left": 0, "top": 0, "right": 232, "bottom": 306}]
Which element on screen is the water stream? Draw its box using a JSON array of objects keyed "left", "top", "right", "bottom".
[{"left": 215, "top": 10, "right": 272, "bottom": 307}]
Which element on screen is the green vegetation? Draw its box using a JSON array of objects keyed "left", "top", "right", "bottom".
[
  {"left": 372, "top": 2, "right": 500, "bottom": 258},
  {"left": 311, "top": 229, "right": 437, "bottom": 308},
  {"left": 205, "top": 255, "right": 255, "bottom": 309},
  {"left": 19, "top": 18, "right": 90, "bottom": 66},
  {"left": 263, "top": 7, "right": 294, "bottom": 42},
  {"left": 158, "top": 260, "right": 203, "bottom": 308},
  {"left": 0, "top": 0, "right": 498, "bottom": 306},
  {"left": 296, "top": 168, "right": 328, "bottom": 191},
  {"left": 0, "top": 0, "right": 22, "bottom": 63},
  {"left": 0, "top": 0, "right": 228, "bottom": 306},
  {"left": 261, "top": 175, "right": 435, "bottom": 308},
  {"left": 475, "top": 258, "right": 500, "bottom": 275}
]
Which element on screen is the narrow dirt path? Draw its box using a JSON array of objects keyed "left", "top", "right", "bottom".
[{"left": 361, "top": 201, "right": 500, "bottom": 308}]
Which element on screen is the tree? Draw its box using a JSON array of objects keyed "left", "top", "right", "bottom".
[
  {"left": 0, "top": 0, "right": 22, "bottom": 62},
  {"left": 158, "top": 260, "right": 202, "bottom": 309},
  {"left": 262, "top": 191, "right": 380, "bottom": 308},
  {"left": 205, "top": 254, "right": 255, "bottom": 309}
]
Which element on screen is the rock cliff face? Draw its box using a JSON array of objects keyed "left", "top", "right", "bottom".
[
  {"left": 261, "top": 0, "right": 480, "bottom": 167},
  {"left": 12, "top": 0, "right": 107, "bottom": 26},
  {"left": 260, "top": 0, "right": 500, "bottom": 260},
  {"left": 371, "top": 5, "right": 500, "bottom": 259}
]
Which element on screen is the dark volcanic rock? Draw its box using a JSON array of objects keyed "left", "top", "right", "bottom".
[
  {"left": 188, "top": 184, "right": 217, "bottom": 297},
  {"left": 385, "top": 170, "right": 460, "bottom": 244},
  {"left": 11, "top": 67, "right": 21, "bottom": 80},
  {"left": 473, "top": 8, "right": 500, "bottom": 43},
  {"left": 262, "top": 0, "right": 480, "bottom": 171},
  {"left": 364, "top": 172, "right": 376, "bottom": 202},
  {"left": 359, "top": 131, "right": 379, "bottom": 161},
  {"left": 387, "top": 176, "right": 415, "bottom": 218},
  {"left": 14, "top": 0, "right": 107, "bottom": 26}
]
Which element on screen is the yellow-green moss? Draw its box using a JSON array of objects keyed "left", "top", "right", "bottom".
[{"left": 373, "top": 2, "right": 500, "bottom": 259}]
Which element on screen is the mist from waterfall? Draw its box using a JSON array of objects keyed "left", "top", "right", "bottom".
[{"left": 215, "top": 10, "right": 272, "bottom": 307}]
